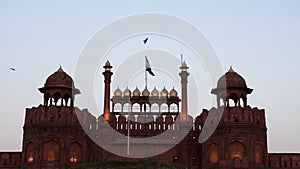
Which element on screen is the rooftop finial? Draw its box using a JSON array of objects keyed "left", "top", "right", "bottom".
[
  {"left": 57, "top": 65, "right": 64, "bottom": 72},
  {"left": 105, "top": 60, "right": 111, "bottom": 67},
  {"left": 180, "top": 60, "right": 189, "bottom": 70},
  {"left": 229, "top": 66, "right": 235, "bottom": 72},
  {"left": 103, "top": 60, "right": 112, "bottom": 69}
]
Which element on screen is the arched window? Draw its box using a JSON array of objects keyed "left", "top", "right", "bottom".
[
  {"left": 123, "top": 103, "right": 131, "bottom": 112},
  {"left": 151, "top": 103, "right": 159, "bottom": 112},
  {"left": 208, "top": 143, "right": 219, "bottom": 163},
  {"left": 160, "top": 103, "right": 168, "bottom": 113},
  {"left": 132, "top": 103, "right": 140, "bottom": 112},
  {"left": 255, "top": 143, "right": 263, "bottom": 164},
  {"left": 52, "top": 92, "right": 62, "bottom": 106},
  {"left": 69, "top": 142, "right": 81, "bottom": 163},
  {"left": 25, "top": 142, "right": 34, "bottom": 163},
  {"left": 43, "top": 140, "right": 59, "bottom": 161},
  {"left": 229, "top": 141, "right": 245, "bottom": 160},
  {"left": 170, "top": 103, "right": 178, "bottom": 112},
  {"left": 113, "top": 103, "right": 122, "bottom": 113},
  {"left": 228, "top": 93, "right": 238, "bottom": 107},
  {"left": 48, "top": 150, "right": 55, "bottom": 161}
]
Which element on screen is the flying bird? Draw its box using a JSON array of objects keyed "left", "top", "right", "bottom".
[
  {"left": 143, "top": 38, "right": 148, "bottom": 44},
  {"left": 10, "top": 67, "right": 16, "bottom": 71}
]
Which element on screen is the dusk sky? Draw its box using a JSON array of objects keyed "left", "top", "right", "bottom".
[{"left": 1, "top": 1, "right": 300, "bottom": 153}]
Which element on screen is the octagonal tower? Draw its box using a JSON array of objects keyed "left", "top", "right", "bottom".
[
  {"left": 22, "top": 67, "right": 92, "bottom": 169},
  {"left": 198, "top": 67, "right": 268, "bottom": 169}
]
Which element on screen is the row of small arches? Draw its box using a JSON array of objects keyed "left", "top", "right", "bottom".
[
  {"left": 25, "top": 141, "right": 81, "bottom": 163},
  {"left": 207, "top": 141, "right": 264, "bottom": 164},
  {"left": 113, "top": 103, "right": 179, "bottom": 113},
  {"left": 114, "top": 87, "right": 178, "bottom": 97},
  {"left": 44, "top": 92, "right": 73, "bottom": 107}
]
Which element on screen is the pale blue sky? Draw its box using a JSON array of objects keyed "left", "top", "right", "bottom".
[{"left": 0, "top": 1, "right": 300, "bottom": 152}]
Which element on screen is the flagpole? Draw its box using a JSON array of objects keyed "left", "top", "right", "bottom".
[
  {"left": 127, "top": 111, "right": 130, "bottom": 155},
  {"left": 145, "top": 56, "right": 148, "bottom": 88}
]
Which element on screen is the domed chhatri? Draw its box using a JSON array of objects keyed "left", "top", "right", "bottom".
[
  {"left": 217, "top": 66, "right": 247, "bottom": 89},
  {"left": 211, "top": 67, "right": 253, "bottom": 108},
  {"left": 133, "top": 87, "right": 141, "bottom": 96},
  {"left": 123, "top": 87, "right": 131, "bottom": 97},
  {"left": 151, "top": 87, "right": 159, "bottom": 97},
  {"left": 114, "top": 87, "right": 122, "bottom": 96},
  {"left": 161, "top": 87, "right": 168, "bottom": 97},
  {"left": 170, "top": 87, "right": 178, "bottom": 97},
  {"left": 104, "top": 60, "right": 112, "bottom": 69},
  {"left": 142, "top": 87, "right": 150, "bottom": 96},
  {"left": 39, "top": 66, "right": 80, "bottom": 107},
  {"left": 44, "top": 66, "right": 74, "bottom": 88}
]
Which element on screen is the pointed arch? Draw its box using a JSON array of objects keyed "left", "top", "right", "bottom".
[
  {"left": 229, "top": 141, "right": 245, "bottom": 160},
  {"left": 170, "top": 103, "right": 178, "bottom": 112},
  {"left": 151, "top": 103, "right": 159, "bottom": 112},
  {"left": 132, "top": 103, "right": 140, "bottom": 112},
  {"left": 43, "top": 140, "right": 59, "bottom": 161},
  {"left": 228, "top": 93, "right": 239, "bottom": 107},
  {"left": 69, "top": 142, "right": 82, "bottom": 163},
  {"left": 52, "top": 92, "right": 62, "bottom": 106},
  {"left": 113, "top": 103, "right": 122, "bottom": 113},
  {"left": 25, "top": 142, "right": 34, "bottom": 163},
  {"left": 208, "top": 143, "right": 219, "bottom": 163},
  {"left": 160, "top": 103, "right": 168, "bottom": 112},
  {"left": 123, "top": 103, "right": 131, "bottom": 112},
  {"left": 255, "top": 143, "right": 264, "bottom": 164}
]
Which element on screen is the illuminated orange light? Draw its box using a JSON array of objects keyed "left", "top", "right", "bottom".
[
  {"left": 70, "top": 156, "right": 78, "bottom": 163},
  {"left": 27, "top": 156, "right": 34, "bottom": 162}
]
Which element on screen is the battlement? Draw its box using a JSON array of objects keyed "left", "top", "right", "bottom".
[
  {"left": 0, "top": 152, "right": 21, "bottom": 169},
  {"left": 25, "top": 105, "right": 79, "bottom": 125},
  {"left": 196, "top": 106, "right": 266, "bottom": 127},
  {"left": 24, "top": 100, "right": 266, "bottom": 142},
  {"left": 268, "top": 153, "right": 300, "bottom": 168}
]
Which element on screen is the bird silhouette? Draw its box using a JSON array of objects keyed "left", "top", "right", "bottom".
[
  {"left": 10, "top": 67, "right": 16, "bottom": 71},
  {"left": 143, "top": 38, "right": 148, "bottom": 44}
]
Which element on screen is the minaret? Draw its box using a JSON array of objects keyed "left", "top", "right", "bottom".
[
  {"left": 179, "top": 60, "right": 189, "bottom": 123},
  {"left": 102, "top": 60, "right": 113, "bottom": 121}
]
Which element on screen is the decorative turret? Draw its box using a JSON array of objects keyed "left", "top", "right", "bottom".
[
  {"left": 211, "top": 66, "right": 253, "bottom": 108},
  {"left": 38, "top": 66, "right": 80, "bottom": 107},
  {"left": 201, "top": 67, "right": 268, "bottom": 169}
]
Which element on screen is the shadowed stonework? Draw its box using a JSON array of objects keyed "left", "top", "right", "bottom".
[{"left": 0, "top": 62, "right": 299, "bottom": 169}]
